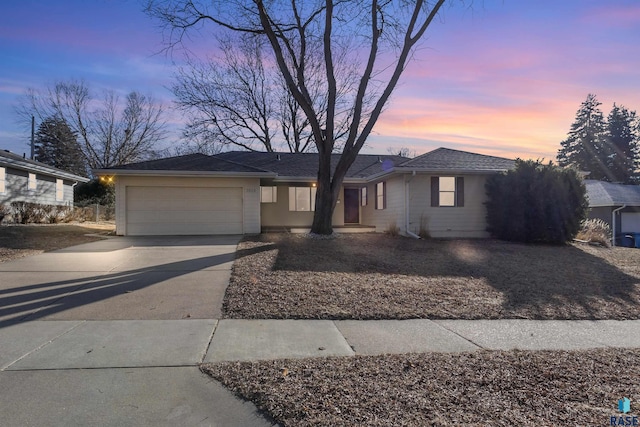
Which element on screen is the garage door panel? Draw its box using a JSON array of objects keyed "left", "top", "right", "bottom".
[
  {"left": 126, "top": 186, "right": 243, "bottom": 235},
  {"left": 621, "top": 213, "right": 640, "bottom": 233}
]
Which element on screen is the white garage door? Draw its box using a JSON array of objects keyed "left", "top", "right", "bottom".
[
  {"left": 621, "top": 212, "right": 640, "bottom": 233},
  {"left": 126, "top": 186, "right": 243, "bottom": 235}
]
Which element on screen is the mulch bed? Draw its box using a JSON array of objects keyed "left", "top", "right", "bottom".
[
  {"left": 203, "top": 348, "right": 640, "bottom": 426},
  {"left": 223, "top": 234, "right": 640, "bottom": 320}
]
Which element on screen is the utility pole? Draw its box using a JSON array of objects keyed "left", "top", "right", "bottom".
[{"left": 30, "top": 115, "right": 35, "bottom": 160}]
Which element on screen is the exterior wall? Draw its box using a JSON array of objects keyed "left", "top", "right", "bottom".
[
  {"left": 260, "top": 184, "right": 344, "bottom": 227},
  {"left": 406, "top": 174, "right": 491, "bottom": 238},
  {"left": 114, "top": 175, "right": 261, "bottom": 236},
  {"left": 360, "top": 175, "right": 406, "bottom": 233},
  {"left": 0, "top": 167, "right": 74, "bottom": 206},
  {"left": 588, "top": 206, "right": 640, "bottom": 236}
]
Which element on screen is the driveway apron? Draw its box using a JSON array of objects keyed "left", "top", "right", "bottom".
[{"left": 0, "top": 235, "right": 276, "bottom": 427}]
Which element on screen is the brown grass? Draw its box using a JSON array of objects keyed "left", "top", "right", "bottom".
[
  {"left": 224, "top": 234, "right": 640, "bottom": 320},
  {"left": 204, "top": 348, "right": 640, "bottom": 427},
  {"left": 0, "top": 223, "right": 115, "bottom": 263}
]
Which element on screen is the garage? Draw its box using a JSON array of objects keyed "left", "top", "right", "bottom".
[
  {"left": 126, "top": 186, "right": 243, "bottom": 235},
  {"left": 621, "top": 212, "right": 640, "bottom": 233}
]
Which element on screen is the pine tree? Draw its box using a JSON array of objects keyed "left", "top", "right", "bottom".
[
  {"left": 605, "top": 104, "right": 639, "bottom": 184},
  {"left": 557, "top": 94, "right": 609, "bottom": 180},
  {"left": 34, "top": 117, "right": 87, "bottom": 177}
]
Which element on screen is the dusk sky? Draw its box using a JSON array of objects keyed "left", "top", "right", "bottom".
[{"left": 1, "top": 0, "right": 639, "bottom": 161}]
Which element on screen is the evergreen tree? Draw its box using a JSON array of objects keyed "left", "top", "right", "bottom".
[
  {"left": 605, "top": 103, "right": 639, "bottom": 184},
  {"left": 34, "top": 117, "right": 87, "bottom": 176},
  {"left": 557, "top": 94, "right": 609, "bottom": 180}
]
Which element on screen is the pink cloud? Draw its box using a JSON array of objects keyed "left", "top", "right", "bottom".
[{"left": 581, "top": 5, "right": 640, "bottom": 27}]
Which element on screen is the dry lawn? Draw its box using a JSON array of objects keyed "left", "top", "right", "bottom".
[
  {"left": 0, "top": 223, "right": 115, "bottom": 262},
  {"left": 204, "top": 348, "right": 640, "bottom": 427},
  {"left": 224, "top": 234, "right": 640, "bottom": 320}
]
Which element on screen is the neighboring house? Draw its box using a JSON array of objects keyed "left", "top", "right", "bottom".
[
  {"left": 0, "top": 149, "right": 89, "bottom": 207},
  {"left": 95, "top": 147, "right": 515, "bottom": 237},
  {"left": 585, "top": 179, "right": 640, "bottom": 238}
]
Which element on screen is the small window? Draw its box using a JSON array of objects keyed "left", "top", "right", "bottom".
[
  {"left": 260, "top": 186, "right": 277, "bottom": 203},
  {"left": 431, "top": 176, "right": 464, "bottom": 207},
  {"left": 288, "top": 186, "right": 317, "bottom": 211},
  {"left": 0, "top": 167, "right": 5, "bottom": 194},
  {"left": 375, "top": 182, "right": 386, "bottom": 210},
  {"left": 439, "top": 177, "right": 456, "bottom": 207},
  {"left": 361, "top": 187, "right": 367, "bottom": 206},
  {"left": 28, "top": 173, "right": 37, "bottom": 190},
  {"left": 56, "top": 179, "right": 64, "bottom": 201}
]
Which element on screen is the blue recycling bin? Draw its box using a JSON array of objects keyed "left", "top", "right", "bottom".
[
  {"left": 619, "top": 234, "right": 634, "bottom": 247},
  {"left": 633, "top": 233, "right": 640, "bottom": 249}
]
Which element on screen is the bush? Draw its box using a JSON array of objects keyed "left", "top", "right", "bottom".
[
  {"left": 485, "top": 160, "right": 588, "bottom": 244},
  {"left": 74, "top": 179, "right": 115, "bottom": 205},
  {"left": 418, "top": 214, "right": 431, "bottom": 239},
  {"left": 385, "top": 221, "right": 400, "bottom": 237},
  {"left": 577, "top": 218, "right": 611, "bottom": 247},
  {"left": 0, "top": 204, "right": 9, "bottom": 223}
]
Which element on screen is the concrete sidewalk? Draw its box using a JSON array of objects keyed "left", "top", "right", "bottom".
[
  {"left": 3, "top": 317, "right": 640, "bottom": 426},
  {"left": 4, "top": 318, "right": 639, "bottom": 371}
]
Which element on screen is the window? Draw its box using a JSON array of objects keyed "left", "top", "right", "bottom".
[
  {"left": 375, "top": 181, "right": 386, "bottom": 210},
  {"left": 56, "top": 179, "right": 64, "bottom": 201},
  {"left": 0, "top": 167, "right": 5, "bottom": 194},
  {"left": 260, "top": 186, "right": 277, "bottom": 203},
  {"left": 288, "top": 186, "right": 317, "bottom": 211},
  {"left": 361, "top": 186, "right": 367, "bottom": 206},
  {"left": 431, "top": 176, "right": 464, "bottom": 207},
  {"left": 28, "top": 173, "right": 37, "bottom": 190}
]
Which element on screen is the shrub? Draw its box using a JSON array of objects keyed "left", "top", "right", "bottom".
[
  {"left": 485, "top": 160, "right": 588, "bottom": 244},
  {"left": 0, "top": 204, "right": 10, "bottom": 223},
  {"left": 418, "top": 214, "right": 431, "bottom": 239},
  {"left": 576, "top": 218, "right": 611, "bottom": 247},
  {"left": 385, "top": 221, "right": 400, "bottom": 237}
]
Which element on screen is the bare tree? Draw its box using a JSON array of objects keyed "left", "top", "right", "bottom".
[
  {"left": 147, "top": 0, "right": 454, "bottom": 234},
  {"left": 387, "top": 146, "right": 416, "bottom": 158},
  {"left": 17, "top": 80, "right": 167, "bottom": 169}
]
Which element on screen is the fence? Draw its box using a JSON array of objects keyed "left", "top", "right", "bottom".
[{"left": 0, "top": 202, "right": 115, "bottom": 224}]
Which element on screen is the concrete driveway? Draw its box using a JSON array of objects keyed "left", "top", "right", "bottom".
[{"left": 0, "top": 235, "right": 275, "bottom": 427}]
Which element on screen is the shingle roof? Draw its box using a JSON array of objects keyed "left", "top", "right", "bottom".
[
  {"left": 398, "top": 147, "right": 515, "bottom": 172},
  {"left": 213, "top": 152, "right": 408, "bottom": 179},
  {"left": 100, "top": 147, "right": 515, "bottom": 179},
  {"left": 585, "top": 180, "right": 640, "bottom": 207},
  {"left": 104, "top": 153, "right": 270, "bottom": 174},
  {"left": 0, "top": 149, "right": 89, "bottom": 182}
]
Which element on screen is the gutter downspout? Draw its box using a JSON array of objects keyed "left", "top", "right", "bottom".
[
  {"left": 611, "top": 204, "right": 626, "bottom": 247},
  {"left": 405, "top": 171, "right": 420, "bottom": 239},
  {"left": 71, "top": 181, "right": 79, "bottom": 208}
]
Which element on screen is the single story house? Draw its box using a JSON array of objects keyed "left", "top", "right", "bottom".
[
  {"left": 0, "top": 149, "right": 89, "bottom": 207},
  {"left": 585, "top": 179, "right": 640, "bottom": 237},
  {"left": 95, "top": 147, "right": 516, "bottom": 237}
]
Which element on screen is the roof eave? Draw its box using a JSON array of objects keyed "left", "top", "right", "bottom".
[
  {"left": 1, "top": 157, "right": 90, "bottom": 182},
  {"left": 93, "top": 169, "right": 277, "bottom": 179}
]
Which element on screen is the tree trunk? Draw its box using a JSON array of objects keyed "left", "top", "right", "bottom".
[{"left": 310, "top": 148, "right": 339, "bottom": 235}]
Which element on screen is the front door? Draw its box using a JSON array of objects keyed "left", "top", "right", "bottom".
[{"left": 344, "top": 188, "right": 360, "bottom": 224}]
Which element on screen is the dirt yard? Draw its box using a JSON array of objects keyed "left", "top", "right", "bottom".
[
  {"left": 0, "top": 222, "right": 115, "bottom": 263},
  {"left": 224, "top": 234, "right": 640, "bottom": 320},
  {"left": 204, "top": 348, "right": 639, "bottom": 427}
]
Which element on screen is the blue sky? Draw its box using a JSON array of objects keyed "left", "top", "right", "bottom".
[{"left": 1, "top": 0, "right": 639, "bottom": 160}]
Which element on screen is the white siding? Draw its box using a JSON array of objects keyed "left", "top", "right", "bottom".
[
  {"left": 360, "top": 175, "right": 405, "bottom": 233},
  {"left": 0, "top": 168, "right": 74, "bottom": 206},
  {"left": 261, "top": 185, "right": 344, "bottom": 228},
  {"left": 407, "top": 174, "right": 490, "bottom": 238},
  {"left": 114, "top": 176, "right": 261, "bottom": 236}
]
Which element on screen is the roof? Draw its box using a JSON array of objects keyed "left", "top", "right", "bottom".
[
  {"left": 585, "top": 180, "right": 640, "bottom": 207},
  {"left": 98, "top": 147, "right": 514, "bottom": 180},
  {"left": 0, "top": 149, "right": 89, "bottom": 182},
  {"left": 398, "top": 147, "right": 516, "bottom": 172},
  {"left": 105, "top": 153, "right": 270, "bottom": 174},
  {"left": 215, "top": 152, "right": 408, "bottom": 179}
]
